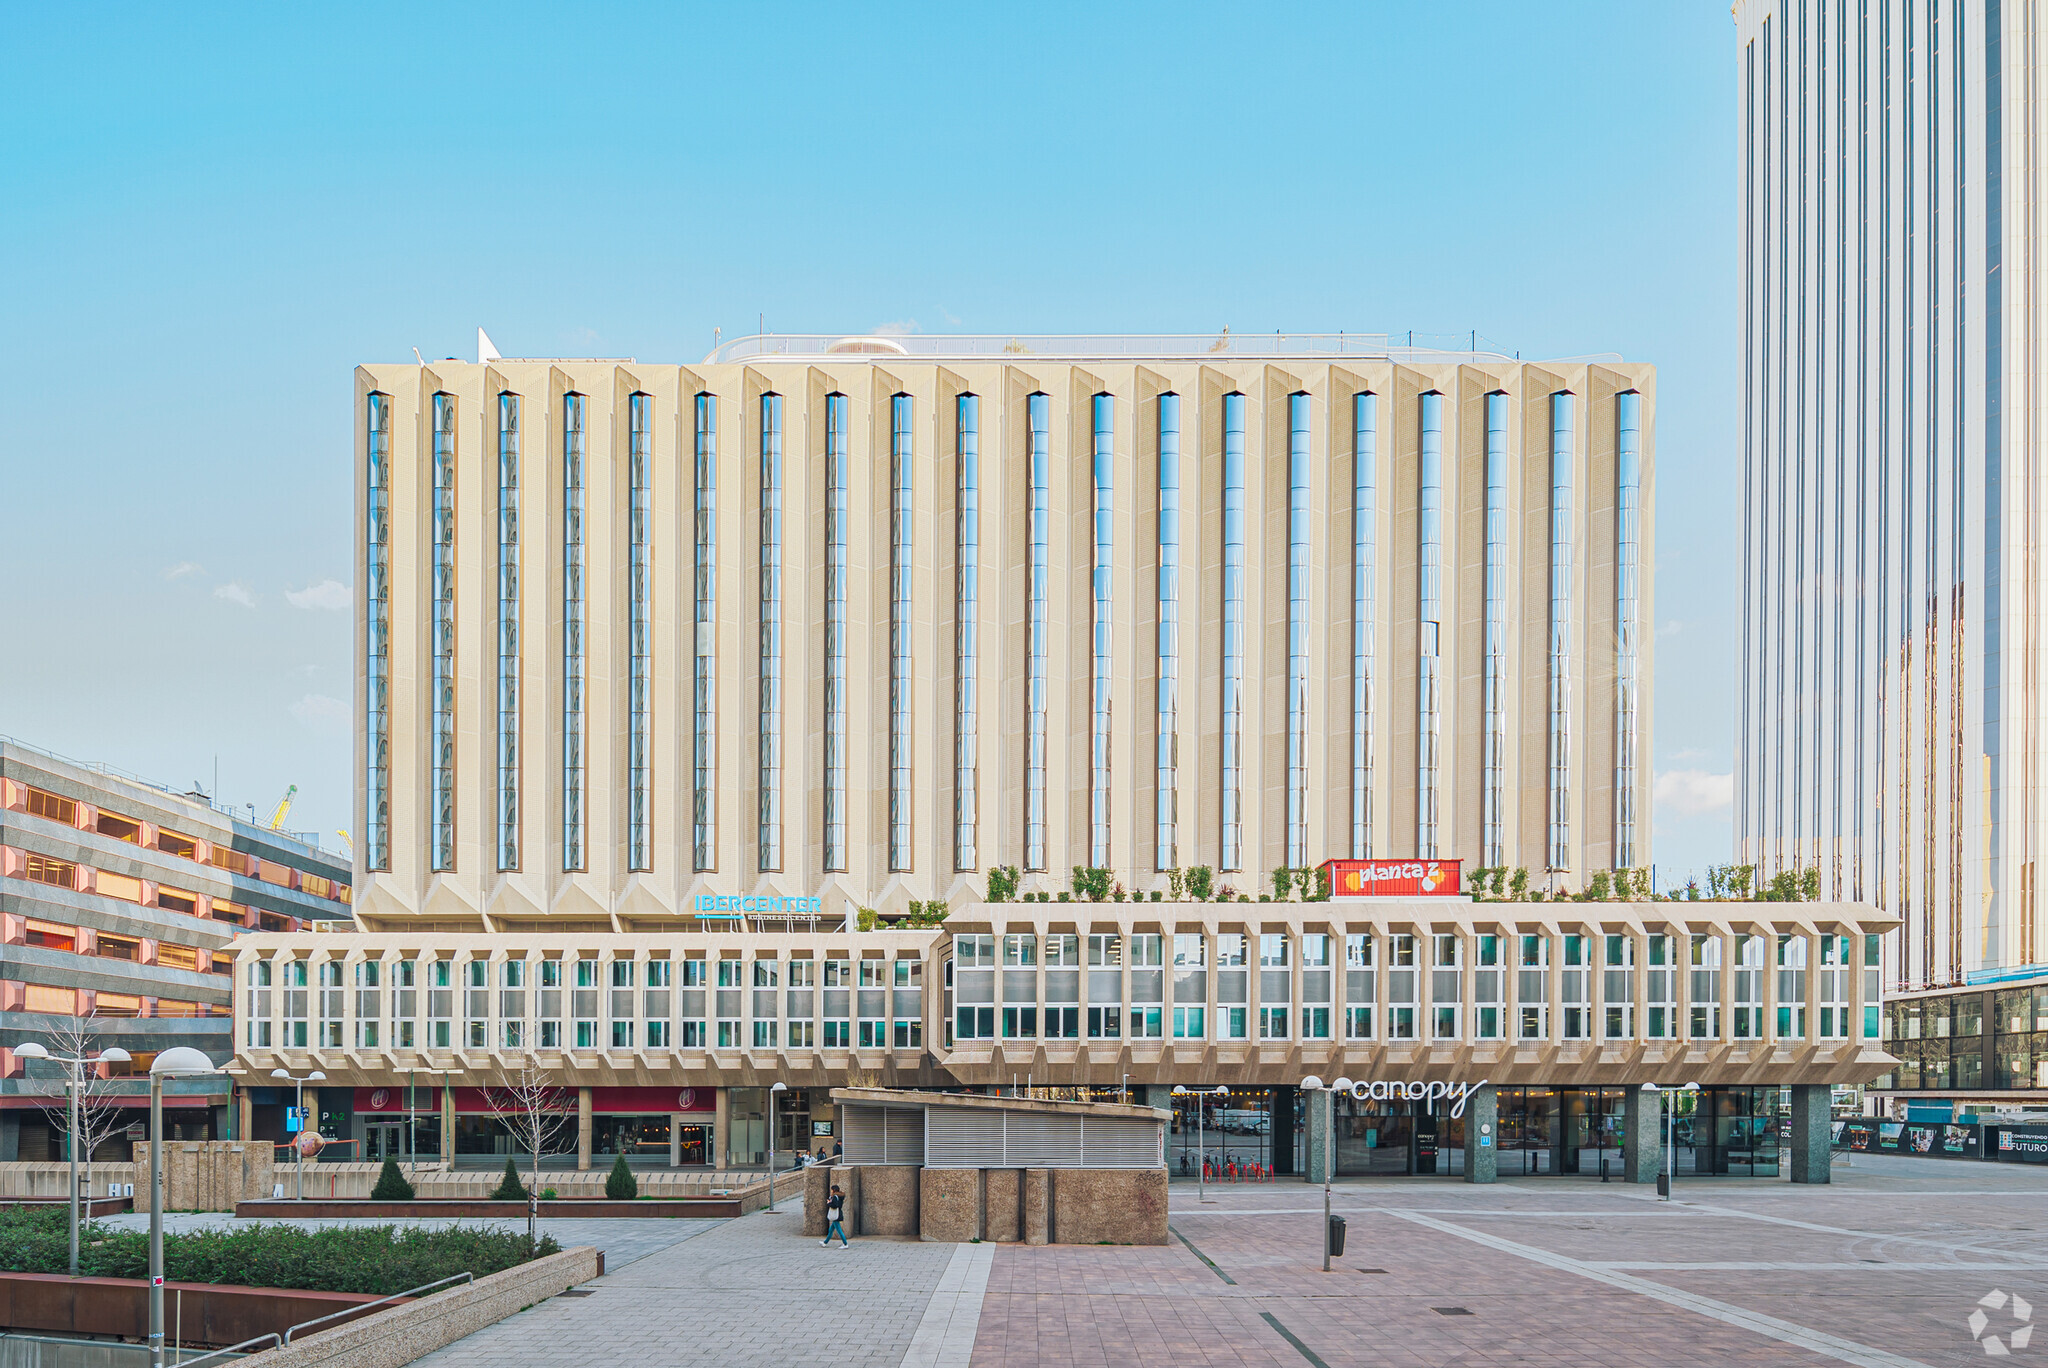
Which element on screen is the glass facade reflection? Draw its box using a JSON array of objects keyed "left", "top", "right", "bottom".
[
  {"left": 626, "top": 392, "right": 652, "bottom": 872},
  {"left": 1024, "top": 393, "right": 1050, "bottom": 870},
  {"left": 365, "top": 391, "right": 391, "bottom": 871},
  {"left": 823, "top": 393, "right": 849, "bottom": 871},
  {"left": 1285, "top": 392, "right": 1311, "bottom": 867},
  {"left": 560, "top": 392, "right": 587, "bottom": 871},
  {"left": 1350, "top": 392, "right": 1377, "bottom": 858},
  {"left": 1090, "top": 393, "right": 1114, "bottom": 867},
  {"left": 758, "top": 392, "right": 783, "bottom": 871},
  {"left": 1546, "top": 391, "right": 1574, "bottom": 870},
  {"left": 430, "top": 392, "right": 458, "bottom": 872},
  {"left": 1480, "top": 391, "right": 1508, "bottom": 868},
  {"left": 889, "top": 393, "right": 915, "bottom": 872},
  {"left": 1614, "top": 390, "right": 1643, "bottom": 867},
  {"left": 1220, "top": 393, "right": 1247, "bottom": 871},
  {"left": 496, "top": 393, "right": 521, "bottom": 872},
  {"left": 1417, "top": 392, "right": 1444, "bottom": 857},
  {"left": 954, "top": 394, "right": 979, "bottom": 871},
  {"left": 1156, "top": 394, "right": 1181, "bottom": 869},
  {"left": 692, "top": 394, "right": 717, "bottom": 871}
]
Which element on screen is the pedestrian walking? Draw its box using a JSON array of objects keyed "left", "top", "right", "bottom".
[{"left": 821, "top": 1183, "right": 850, "bottom": 1248}]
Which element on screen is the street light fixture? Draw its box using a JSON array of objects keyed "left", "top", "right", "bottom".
[
  {"left": 270, "top": 1068, "right": 327, "bottom": 1200},
  {"left": 766, "top": 1082, "right": 789, "bottom": 1212},
  {"left": 1640, "top": 1082, "right": 1701, "bottom": 1200},
  {"left": 13, "top": 1040, "right": 131, "bottom": 1277},
  {"left": 149, "top": 1047, "right": 223, "bottom": 1368},
  {"left": 1301, "top": 1076, "right": 1337, "bottom": 1271}
]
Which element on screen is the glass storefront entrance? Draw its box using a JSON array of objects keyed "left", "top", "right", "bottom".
[
  {"left": 1168, "top": 1087, "right": 1302, "bottom": 1177},
  {"left": 1333, "top": 1096, "right": 1466, "bottom": 1176},
  {"left": 1496, "top": 1087, "right": 1628, "bottom": 1175},
  {"left": 1661, "top": 1086, "right": 1781, "bottom": 1176}
]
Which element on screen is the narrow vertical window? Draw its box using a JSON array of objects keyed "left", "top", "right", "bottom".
[
  {"left": 954, "top": 394, "right": 980, "bottom": 871},
  {"left": 1090, "top": 392, "right": 1114, "bottom": 867},
  {"left": 889, "top": 393, "right": 914, "bottom": 871},
  {"left": 1417, "top": 392, "right": 1444, "bottom": 858},
  {"left": 430, "top": 393, "right": 458, "bottom": 872},
  {"left": 1350, "top": 392, "right": 1377, "bottom": 858},
  {"left": 561, "top": 393, "right": 587, "bottom": 871},
  {"left": 1220, "top": 392, "right": 1247, "bottom": 871},
  {"left": 1614, "top": 391, "right": 1643, "bottom": 868},
  {"left": 758, "top": 393, "right": 783, "bottom": 871},
  {"left": 693, "top": 394, "right": 718, "bottom": 871},
  {"left": 626, "top": 393, "right": 653, "bottom": 872},
  {"left": 496, "top": 393, "right": 521, "bottom": 872},
  {"left": 1547, "top": 392, "right": 1575, "bottom": 871},
  {"left": 1155, "top": 393, "right": 1181, "bottom": 869},
  {"left": 1024, "top": 392, "right": 1050, "bottom": 871},
  {"left": 364, "top": 392, "right": 392, "bottom": 871},
  {"left": 1285, "top": 391, "right": 1311, "bottom": 867},
  {"left": 1480, "top": 391, "right": 1508, "bottom": 868},
  {"left": 822, "top": 392, "right": 849, "bottom": 872}
]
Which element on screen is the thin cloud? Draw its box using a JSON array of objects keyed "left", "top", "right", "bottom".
[
  {"left": 162, "top": 561, "right": 202, "bottom": 580},
  {"left": 213, "top": 582, "right": 254, "bottom": 608},
  {"left": 873, "top": 319, "right": 922, "bottom": 337},
  {"left": 290, "top": 694, "right": 349, "bottom": 729},
  {"left": 286, "top": 579, "right": 351, "bottom": 611},
  {"left": 1654, "top": 769, "right": 1734, "bottom": 818}
]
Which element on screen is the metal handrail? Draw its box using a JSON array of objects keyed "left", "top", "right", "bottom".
[
  {"left": 283, "top": 1271, "right": 473, "bottom": 1345},
  {"left": 173, "top": 1331, "right": 280, "bottom": 1366}
]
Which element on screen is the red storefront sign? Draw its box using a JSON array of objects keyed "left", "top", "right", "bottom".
[
  {"left": 353, "top": 1085, "right": 714, "bottom": 1115},
  {"left": 1319, "top": 858, "right": 1463, "bottom": 897}
]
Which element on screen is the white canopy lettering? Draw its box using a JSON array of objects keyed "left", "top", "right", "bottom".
[{"left": 1343, "top": 1079, "right": 1489, "bottom": 1119}]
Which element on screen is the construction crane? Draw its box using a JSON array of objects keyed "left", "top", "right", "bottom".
[
  {"left": 336, "top": 830, "right": 353, "bottom": 856},
  {"left": 266, "top": 785, "right": 298, "bottom": 831}
]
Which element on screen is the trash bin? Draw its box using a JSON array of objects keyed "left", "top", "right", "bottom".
[
  {"left": 1327, "top": 1214, "right": 1347, "bottom": 1257},
  {"left": 1656, "top": 1172, "right": 1670, "bottom": 1198}
]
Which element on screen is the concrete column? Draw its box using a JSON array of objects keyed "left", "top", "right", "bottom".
[
  {"left": 1139, "top": 1084, "right": 1173, "bottom": 1112},
  {"left": 1788, "top": 1083, "right": 1832, "bottom": 1184},
  {"left": 1023, "top": 1169, "right": 1050, "bottom": 1245},
  {"left": 1622, "top": 1086, "right": 1660, "bottom": 1183},
  {"left": 669, "top": 1113, "right": 682, "bottom": 1167},
  {"left": 440, "top": 1084, "right": 454, "bottom": 1164},
  {"left": 714, "top": 1088, "right": 729, "bottom": 1170},
  {"left": 577, "top": 1087, "right": 593, "bottom": 1171},
  {"left": 1462, "top": 1085, "right": 1497, "bottom": 1183},
  {"left": 1304, "top": 1086, "right": 1332, "bottom": 1184},
  {"left": 236, "top": 1090, "right": 252, "bottom": 1146}
]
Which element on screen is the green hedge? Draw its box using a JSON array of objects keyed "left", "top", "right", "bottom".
[{"left": 0, "top": 1207, "right": 557, "bottom": 1296}]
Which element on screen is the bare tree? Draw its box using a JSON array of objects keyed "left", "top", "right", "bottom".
[
  {"left": 30, "top": 1017, "right": 129, "bottom": 1218},
  {"left": 482, "top": 1060, "right": 572, "bottom": 1253}
]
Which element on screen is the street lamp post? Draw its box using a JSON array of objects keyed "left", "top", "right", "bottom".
[
  {"left": 12, "top": 1040, "right": 131, "bottom": 1277},
  {"left": 767, "top": 1081, "right": 788, "bottom": 1212},
  {"left": 1173, "top": 1084, "right": 1232, "bottom": 1203},
  {"left": 1301, "top": 1076, "right": 1347, "bottom": 1272},
  {"left": 148, "top": 1047, "right": 224, "bottom": 1368},
  {"left": 270, "top": 1068, "right": 327, "bottom": 1199}
]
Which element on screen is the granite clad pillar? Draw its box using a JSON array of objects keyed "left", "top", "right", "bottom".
[
  {"left": 1788, "top": 1083, "right": 1832, "bottom": 1183},
  {"left": 1622, "top": 1086, "right": 1660, "bottom": 1183},
  {"left": 440, "top": 1084, "right": 455, "bottom": 1164},
  {"left": 577, "top": 1087, "right": 592, "bottom": 1171},
  {"left": 1462, "top": 1084, "right": 1497, "bottom": 1183},
  {"left": 1304, "top": 1086, "right": 1333, "bottom": 1184}
]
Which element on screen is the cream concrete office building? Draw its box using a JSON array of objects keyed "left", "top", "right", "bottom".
[{"left": 352, "top": 333, "right": 1656, "bottom": 924}]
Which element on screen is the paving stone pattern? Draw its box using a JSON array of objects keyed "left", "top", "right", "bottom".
[
  {"left": 100, "top": 1212, "right": 724, "bottom": 1271},
  {"left": 412, "top": 1206, "right": 963, "bottom": 1368}
]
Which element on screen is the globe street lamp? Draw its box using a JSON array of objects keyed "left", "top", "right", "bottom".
[
  {"left": 150, "top": 1047, "right": 224, "bottom": 1368},
  {"left": 1301, "top": 1075, "right": 1340, "bottom": 1271},
  {"left": 12, "top": 1040, "right": 130, "bottom": 1276},
  {"left": 1172, "top": 1083, "right": 1233, "bottom": 1204},
  {"left": 1640, "top": 1081, "right": 1701, "bottom": 1199},
  {"left": 270, "top": 1068, "right": 326, "bottom": 1199}
]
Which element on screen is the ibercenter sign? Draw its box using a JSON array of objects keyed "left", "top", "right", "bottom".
[
  {"left": 1342, "top": 1079, "right": 1489, "bottom": 1119},
  {"left": 693, "top": 893, "right": 824, "bottom": 916}
]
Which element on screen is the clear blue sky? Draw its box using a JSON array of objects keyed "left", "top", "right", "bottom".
[{"left": 0, "top": 2, "right": 1741, "bottom": 882}]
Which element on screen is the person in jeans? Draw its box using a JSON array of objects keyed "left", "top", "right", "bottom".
[{"left": 821, "top": 1184, "right": 850, "bottom": 1248}]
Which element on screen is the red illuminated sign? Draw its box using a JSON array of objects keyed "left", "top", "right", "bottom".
[{"left": 1319, "top": 858, "right": 1463, "bottom": 897}]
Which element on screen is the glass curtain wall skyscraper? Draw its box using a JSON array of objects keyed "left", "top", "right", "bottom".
[
  {"left": 1734, "top": 0, "right": 2045, "bottom": 986},
  {"left": 350, "top": 342, "right": 1651, "bottom": 927}
]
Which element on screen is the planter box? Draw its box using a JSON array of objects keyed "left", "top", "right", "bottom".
[
  {"left": 0, "top": 1271, "right": 406, "bottom": 1349},
  {"left": 234, "top": 1197, "right": 740, "bottom": 1220},
  {"left": 0, "top": 1196, "right": 131, "bottom": 1216}
]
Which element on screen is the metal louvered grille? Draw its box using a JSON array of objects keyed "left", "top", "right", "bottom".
[
  {"left": 1003, "top": 1113, "right": 1083, "bottom": 1167},
  {"left": 918, "top": 1107, "right": 1164, "bottom": 1169},
  {"left": 926, "top": 1109, "right": 1005, "bottom": 1167},
  {"left": 842, "top": 1106, "right": 926, "bottom": 1165}
]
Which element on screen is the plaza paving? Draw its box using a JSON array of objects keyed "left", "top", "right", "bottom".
[{"left": 106, "top": 1156, "right": 2048, "bottom": 1365}]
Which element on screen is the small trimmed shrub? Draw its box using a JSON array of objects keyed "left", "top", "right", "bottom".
[
  {"left": 605, "top": 1152, "right": 638, "bottom": 1200},
  {"left": 490, "top": 1157, "right": 527, "bottom": 1201},
  {"left": 541, "top": 1187, "right": 558, "bottom": 1200},
  {"left": 370, "top": 1159, "right": 415, "bottom": 1202}
]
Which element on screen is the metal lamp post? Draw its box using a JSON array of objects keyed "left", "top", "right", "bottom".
[
  {"left": 271, "top": 1068, "right": 326, "bottom": 1199},
  {"left": 149, "top": 1047, "right": 224, "bottom": 1368},
  {"left": 12, "top": 1040, "right": 131, "bottom": 1277},
  {"left": 1301, "top": 1076, "right": 1334, "bottom": 1271},
  {"left": 766, "top": 1081, "right": 788, "bottom": 1212}
]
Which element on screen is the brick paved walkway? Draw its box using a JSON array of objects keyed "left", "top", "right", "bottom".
[{"left": 971, "top": 1155, "right": 2048, "bottom": 1368}]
